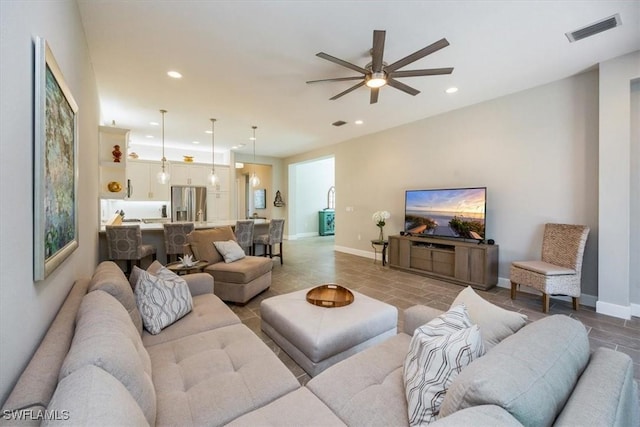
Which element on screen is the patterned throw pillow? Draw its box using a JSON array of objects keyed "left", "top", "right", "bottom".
[
  {"left": 213, "top": 240, "right": 246, "bottom": 263},
  {"left": 404, "top": 306, "right": 485, "bottom": 425},
  {"left": 134, "top": 266, "right": 193, "bottom": 335}
]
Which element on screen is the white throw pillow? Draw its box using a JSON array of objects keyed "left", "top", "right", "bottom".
[
  {"left": 134, "top": 266, "right": 193, "bottom": 335},
  {"left": 451, "top": 286, "right": 527, "bottom": 349},
  {"left": 213, "top": 240, "right": 246, "bottom": 263},
  {"left": 404, "top": 306, "right": 485, "bottom": 426}
]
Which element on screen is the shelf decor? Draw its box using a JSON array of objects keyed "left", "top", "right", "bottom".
[
  {"left": 372, "top": 210, "right": 390, "bottom": 242},
  {"left": 34, "top": 37, "right": 79, "bottom": 280}
]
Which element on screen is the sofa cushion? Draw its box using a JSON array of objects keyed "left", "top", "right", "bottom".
[
  {"left": 227, "top": 387, "right": 347, "bottom": 427},
  {"left": 205, "top": 255, "right": 272, "bottom": 284},
  {"left": 307, "top": 333, "right": 412, "bottom": 427},
  {"left": 45, "top": 365, "right": 149, "bottom": 426},
  {"left": 59, "top": 290, "right": 156, "bottom": 425},
  {"left": 214, "top": 240, "right": 247, "bottom": 263},
  {"left": 187, "top": 226, "right": 236, "bottom": 265},
  {"left": 134, "top": 267, "right": 193, "bottom": 335},
  {"left": 451, "top": 286, "right": 527, "bottom": 349},
  {"left": 147, "top": 323, "right": 299, "bottom": 426},
  {"left": 142, "top": 293, "right": 241, "bottom": 347},
  {"left": 404, "top": 305, "right": 484, "bottom": 425},
  {"left": 89, "top": 261, "right": 143, "bottom": 334},
  {"left": 430, "top": 405, "right": 524, "bottom": 427},
  {"left": 439, "top": 315, "right": 590, "bottom": 427}
]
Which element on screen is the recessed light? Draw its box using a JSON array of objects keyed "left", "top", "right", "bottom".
[
  {"left": 149, "top": 121, "right": 159, "bottom": 126},
  {"left": 355, "top": 120, "right": 364, "bottom": 125},
  {"left": 249, "top": 137, "right": 256, "bottom": 141},
  {"left": 205, "top": 130, "right": 213, "bottom": 134},
  {"left": 192, "top": 141, "right": 200, "bottom": 144},
  {"left": 145, "top": 135, "right": 154, "bottom": 138},
  {"left": 167, "top": 70, "right": 182, "bottom": 79},
  {"left": 231, "top": 146, "right": 239, "bottom": 150},
  {"left": 446, "top": 87, "right": 458, "bottom": 94}
]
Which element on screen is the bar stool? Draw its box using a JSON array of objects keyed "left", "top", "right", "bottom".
[
  {"left": 235, "top": 220, "right": 255, "bottom": 255},
  {"left": 105, "top": 224, "right": 156, "bottom": 275},
  {"left": 163, "top": 222, "right": 195, "bottom": 263},
  {"left": 253, "top": 219, "right": 285, "bottom": 265}
]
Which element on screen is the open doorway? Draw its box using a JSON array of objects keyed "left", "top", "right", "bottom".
[
  {"left": 287, "top": 157, "right": 335, "bottom": 239},
  {"left": 236, "top": 163, "right": 273, "bottom": 219}
]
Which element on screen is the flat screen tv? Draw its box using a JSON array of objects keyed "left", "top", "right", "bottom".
[{"left": 404, "top": 187, "right": 487, "bottom": 240}]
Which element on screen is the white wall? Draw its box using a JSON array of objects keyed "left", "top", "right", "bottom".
[
  {"left": 286, "top": 70, "right": 600, "bottom": 300},
  {"left": 0, "top": 1, "right": 99, "bottom": 404},
  {"left": 598, "top": 51, "right": 640, "bottom": 319},
  {"left": 292, "top": 157, "right": 334, "bottom": 237}
]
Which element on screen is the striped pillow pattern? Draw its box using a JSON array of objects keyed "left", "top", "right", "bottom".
[
  {"left": 404, "top": 305, "right": 485, "bottom": 425},
  {"left": 134, "top": 267, "right": 193, "bottom": 335}
]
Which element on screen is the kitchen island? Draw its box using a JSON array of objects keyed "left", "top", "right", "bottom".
[{"left": 98, "top": 219, "right": 270, "bottom": 265}]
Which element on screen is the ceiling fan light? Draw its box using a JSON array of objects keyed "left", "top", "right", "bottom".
[{"left": 366, "top": 72, "right": 387, "bottom": 88}]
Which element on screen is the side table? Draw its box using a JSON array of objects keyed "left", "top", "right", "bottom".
[
  {"left": 166, "top": 260, "right": 208, "bottom": 275},
  {"left": 371, "top": 240, "right": 389, "bottom": 266}
]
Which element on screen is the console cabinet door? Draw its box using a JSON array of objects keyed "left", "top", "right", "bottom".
[
  {"left": 389, "top": 237, "right": 411, "bottom": 268},
  {"left": 455, "top": 247, "right": 486, "bottom": 284}
]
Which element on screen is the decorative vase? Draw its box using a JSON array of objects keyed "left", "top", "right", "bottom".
[
  {"left": 378, "top": 225, "right": 384, "bottom": 242},
  {"left": 112, "top": 145, "right": 122, "bottom": 163}
]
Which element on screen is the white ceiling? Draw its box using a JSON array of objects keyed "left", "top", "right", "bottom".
[{"left": 77, "top": 1, "right": 640, "bottom": 161}]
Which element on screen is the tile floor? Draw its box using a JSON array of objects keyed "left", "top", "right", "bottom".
[{"left": 228, "top": 236, "right": 640, "bottom": 387}]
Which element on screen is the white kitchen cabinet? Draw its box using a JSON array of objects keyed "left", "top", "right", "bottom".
[
  {"left": 207, "top": 191, "right": 230, "bottom": 220},
  {"left": 210, "top": 165, "right": 230, "bottom": 192},
  {"left": 127, "top": 160, "right": 170, "bottom": 201},
  {"left": 171, "top": 163, "right": 211, "bottom": 186}
]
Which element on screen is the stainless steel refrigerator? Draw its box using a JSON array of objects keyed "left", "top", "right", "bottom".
[{"left": 171, "top": 186, "right": 207, "bottom": 222}]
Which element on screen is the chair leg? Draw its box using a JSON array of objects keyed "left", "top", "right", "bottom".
[
  {"left": 510, "top": 281, "right": 517, "bottom": 300},
  {"left": 572, "top": 297, "right": 579, "bottom": 311},
  {"left": 279, "top": 242, "right": 283, "bottom": 265},
  {"left": 542, "top": 293, "right": 550, "bottom": 314}
]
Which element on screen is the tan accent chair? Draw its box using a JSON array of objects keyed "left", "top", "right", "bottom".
[
  {"left": 253, "top": 219, "right": 285, "bottom": 265},
  {"left": 163, "top": 222, "right": 195, "bottom": 263},
  {"left": 510, "top": 223, "right": 589, "bottom": 313},
  {"left": 234, "top": 220, "right": 255, "bottom": 255},
  {"left": 185, "top": 226, "right": 272, "bottom": 304},
  {"left": 105, "top": 225, "right": 156, "bottom": 275}
]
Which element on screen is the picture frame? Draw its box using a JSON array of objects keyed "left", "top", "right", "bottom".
[
  {"left": 34, "top": 37, "right": 79, "bottom": 281},
  {"left": 254, "top": 189, "right": 266, "bottom": 209}
]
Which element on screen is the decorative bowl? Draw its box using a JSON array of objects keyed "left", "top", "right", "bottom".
[
  {"left": 107, "top": 181, "right": 122, "bottom": 192},
  {"left": 183, "top": 156, "right": 194, "bottom": 163}
]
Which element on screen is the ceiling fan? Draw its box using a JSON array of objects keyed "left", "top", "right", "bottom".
[{"left": 306, "top": 30, "right": 454, "bottom": 104}]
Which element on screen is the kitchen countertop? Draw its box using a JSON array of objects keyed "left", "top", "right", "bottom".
[{"left": 99, "top": 219, "right": 269, "bottom": 232}]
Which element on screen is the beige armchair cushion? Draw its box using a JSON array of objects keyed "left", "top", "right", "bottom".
[
  {"left": 511, "top": 260, "right": 575, "bottom": 276},
  {"left": 205, "top": 256, "right": 273, "bottom": 284},
  {"left": 186, "top": 227, "right": 236, "bottom": 265}
]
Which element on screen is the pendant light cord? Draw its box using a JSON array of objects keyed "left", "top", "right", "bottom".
[{"left": 210, "top": 118, "right": 216, "bottom": 174}]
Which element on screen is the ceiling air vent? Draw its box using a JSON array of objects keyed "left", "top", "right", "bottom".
[
  {"left": 332, "top": 120, "right": 347, "bottom": 127},
  {"left": 566, "top": 14, "right": 621, "bottom": 43}
]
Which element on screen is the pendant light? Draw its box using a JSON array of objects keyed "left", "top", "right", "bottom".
[
  {"left": 249, "top": 125, "right": 260, "bottom": 187},
  {"left": 156, "top": 109, "right": 170, "bottom": 184},
  {"left": 208, "top": 118, "right": 218, "bottom": 186}
]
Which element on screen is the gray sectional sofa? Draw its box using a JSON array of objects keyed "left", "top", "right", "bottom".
[{"left": 2, "top": 261, "right": 638, "bottom": 426}]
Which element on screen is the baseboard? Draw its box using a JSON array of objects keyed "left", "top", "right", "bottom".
[
  {"left": 497, "top": 277, "right": 597, "bottom": 308},
  {"left": 334, "top": 245, "right": 375, "bottom": 260},
  {"left": 632, "top": 303, "right": 640, "bottom": 318},
  {"left": 596, "top": 300, "right": 631, "bottom": 320},
  {"left": 286, "top": 232, "right": 319, "bottom": 240}
]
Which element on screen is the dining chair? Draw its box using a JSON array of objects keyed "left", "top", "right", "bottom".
[
  {"left": 105, "top": 224, "right": 157, "bottom": 275},
  {"left": 253, "top": 219, "right": 285, "bottom": 265}
]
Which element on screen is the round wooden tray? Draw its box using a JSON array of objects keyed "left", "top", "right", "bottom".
[{"left": 306, "top": 284, "right": 354, "bottom": 308}]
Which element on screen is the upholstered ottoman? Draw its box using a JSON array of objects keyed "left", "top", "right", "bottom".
[{"left": 260, "top": 287, "right": 398, "bottom": 376}]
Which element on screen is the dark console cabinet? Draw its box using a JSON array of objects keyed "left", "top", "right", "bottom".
[{"left": 388, "top": 235, "right": 498, "bottom": 290}]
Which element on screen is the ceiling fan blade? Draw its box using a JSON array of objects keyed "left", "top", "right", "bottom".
[
  {"left": 370, "top": 87, "right": 379, "bottom": 104},
  {"left": 329, "top": 81, "right": 366, "bottom": 100},
  {"left": 388, "top": 67, "right": 454, "bottom": 78},
  {"left": 306, "top": 76, "right": 364, "bottom": 84},
  {"left": 385, "top": 38, "right": 450, "bottom": 72},
  {"left": 316, "top": 52, "right": 368, "bottom": 74},
  {"left": 371, "top": 30, "right": 386, "bottom": 73},
  {"left": 386, "top": 78, "right": 420, "bottom": 96}
]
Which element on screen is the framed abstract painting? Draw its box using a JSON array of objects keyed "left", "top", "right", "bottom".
[{"left": 33, "top": 37, "right": 79, "bottom": 281}]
